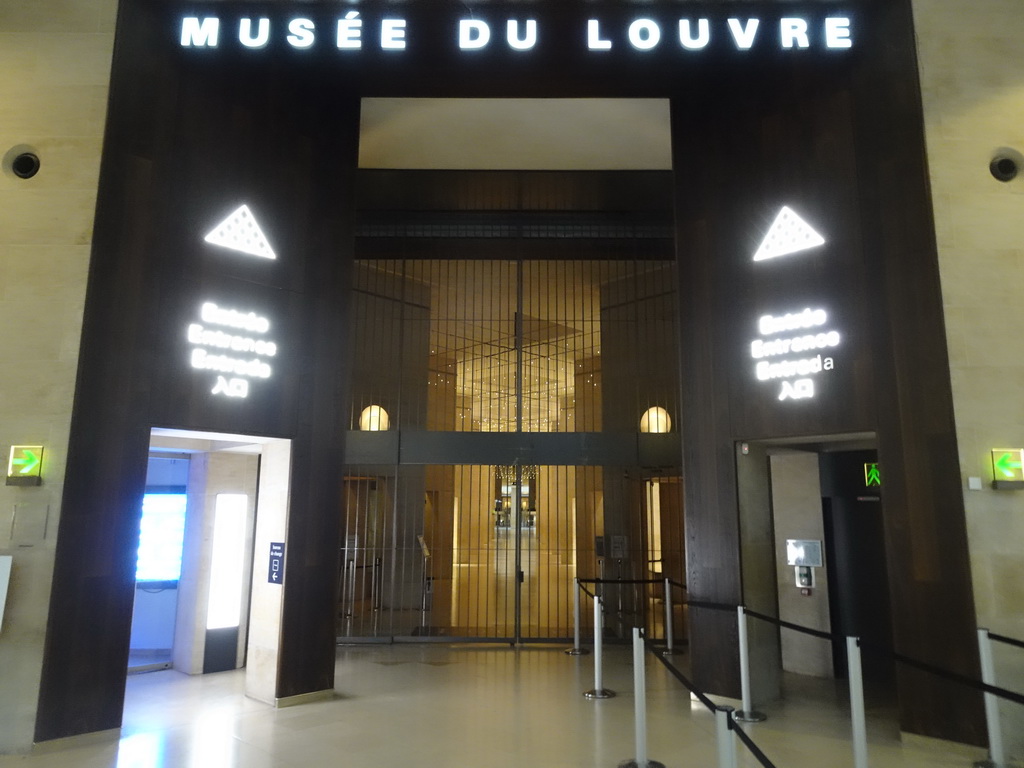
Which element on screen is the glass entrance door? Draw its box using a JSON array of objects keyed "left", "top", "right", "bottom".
[
  {"left": 339, "top": 464, "right": 600, "bottom": 641},
  {"left": 448, "top": 464, "right": 586, "bottom": 641}
]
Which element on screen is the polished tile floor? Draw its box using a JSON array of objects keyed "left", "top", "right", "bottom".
[{"left": 1, "top": 644, "right": 988, "bottom": 767}]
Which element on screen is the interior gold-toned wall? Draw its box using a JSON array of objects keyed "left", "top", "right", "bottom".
[
  {"left": 0, "top": 0, "right": 116, "bottom": 753},
  {"left": 914, "top": 0, "right": 1024, "bottom": 758}
]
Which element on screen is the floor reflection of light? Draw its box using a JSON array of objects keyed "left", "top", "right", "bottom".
[
  {"left": 116, "top": 732, "right": 166, "bottom": 768},
  {"left": 190, "top": 711, "right": 236, "bottom": 768}
]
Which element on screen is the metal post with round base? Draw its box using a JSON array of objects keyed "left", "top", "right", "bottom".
[
  {"left": 584, "top": 594, "right": 614, "bottom": 699},
  {"left": 716, "top": 706, "right": 739, "bottom": 767},
  {"left": 619, "top": 627, "right": 663, "bottom": 768},
  {"left": 974, "top": 628, "right": 1005, "bottom": 768},
  {"left": 735, "top": 605, "right": 767, "bottom": 723},
  {"left": 566, "top": 578, "right": 590, "bottom": 655},
  {"left": 661, "top": 577, "right": 675, "bottom": 656}
]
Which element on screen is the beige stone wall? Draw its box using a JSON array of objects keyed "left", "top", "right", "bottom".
[
  {"left": 913, "top": 0, "right": 1024, "bottom": 759},
  {"left": 0, "top": 0, "right": 115, "bottom": 753}
]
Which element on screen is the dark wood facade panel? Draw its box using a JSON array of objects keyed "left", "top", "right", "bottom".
[
  {"left": 37, "top": 0, "right": 359, "bottom": 737},
  {"left": 669, "top": 0, "right": 982, "bottom": 742},
  {"left": 848, "top": 0, "right": 984, "bottom": 745},
  {"left": 356, "top": 170, "right": 675, "bottom": 212},
  {"left": 355, "top": 238, "right": 675, "bottom": 261}
]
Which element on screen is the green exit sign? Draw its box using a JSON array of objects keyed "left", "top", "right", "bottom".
[
  {"left": 7, "top": 445, "right": 43, "bottom": 486},
  {"left": 991, "top": 449, "right": 1024, "bottom": 488},
  {"left": 864, "top": 463, "right": 881, "bottom": 487}
]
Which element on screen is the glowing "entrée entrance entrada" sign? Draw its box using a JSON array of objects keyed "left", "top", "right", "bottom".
[
  {"left": 751, "top": 308, "right": 839, "bottom": 401},
  {"left": 180, "top": 15, "right": 853, "bottom": 53},
  {"left": 188, "top": 301, "right": 278, "bottom": 398}
]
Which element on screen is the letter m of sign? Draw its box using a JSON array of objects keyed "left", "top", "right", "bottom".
[{"left": 181, "top": 17, "right": 220, "bottom": 47}]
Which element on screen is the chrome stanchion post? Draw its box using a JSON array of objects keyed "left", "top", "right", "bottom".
[
  {"left": 618, "top": 628, "right": 665, "bottom": 768},
  {"left": 372, "top": 555, "right": 383, "bottom": 610},
  {"left": 715, "top": 706, "right": 738, "bottom": 768},
  {"left": 344, "top": 558, "right": 356, "bottom": 618},
  {"left": 616, "top": 559, "right": 625, "bottom": 638},
  {"left": 975, "top": 628, "right": 1006, "bottom": 768},
  {"left": 420, "top": 574, "right": 428, "bottom": 627},
  {"left": 847, "top": 636, "right": 869, "bottom": 768},
  {"left": 566, "top": 577, "right": 589, "bottom": 656},
  {"left": 734, "top": 606, "right": 766, "bottom": 722},
  {"left": 584, "top": 594, "right": 615, "bottom": 699},
  {"left": 634, "top": 628, "right": 648, "bottom": 767},
  {"left": 662, "top": 578, "right": 674, "bottom": 656}
]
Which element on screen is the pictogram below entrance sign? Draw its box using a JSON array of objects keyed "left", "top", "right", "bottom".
[{"left": 7, "top": 446, "right": 43, "bottom": 486}]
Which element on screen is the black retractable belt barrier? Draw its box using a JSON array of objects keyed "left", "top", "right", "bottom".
[
  {"left": 989, "top": 631, "right": 1024, "bottom": 651},
  {"left": 650, "top": 645, "right": 778, "bottom": 768}
]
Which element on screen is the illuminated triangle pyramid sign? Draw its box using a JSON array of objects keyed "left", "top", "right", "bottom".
[
  {"left": 752, "top": 206, "right": 826, "bottom": 262},
  {"left": 204, "top": 204, "right": 276, "bottom": 259}
]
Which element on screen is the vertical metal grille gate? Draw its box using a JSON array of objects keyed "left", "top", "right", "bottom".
[{"left": 339, "top": 260, "right": 683, "bottom": 642}]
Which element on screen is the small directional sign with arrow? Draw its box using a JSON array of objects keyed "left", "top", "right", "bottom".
[
  {"left": 268, "top": 541, "right": 285, "bottom": 584},
  {"left": 991, "top": 449, "right": 1024, "bottom": 488},
  {"left": 7, "top": 445, "right": 43, "bottom": 486}
]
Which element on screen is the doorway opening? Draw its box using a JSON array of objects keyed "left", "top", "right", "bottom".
[
  {"left": 341, "top": 98, "right": 683, "bottom": 644},
  {"left": 127, "top": 429, "right": 291, "bottom": 702},
  {"left": 739, "top": 435, "right": 896, "bottom": 708}
]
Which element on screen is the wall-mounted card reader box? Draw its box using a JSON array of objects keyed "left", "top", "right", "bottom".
[
  {"left": 795, "top": 565, "right": 816, "bottom": 588},
  {"left": 786, "top": 539, "right": 823, "bottom": 567}
]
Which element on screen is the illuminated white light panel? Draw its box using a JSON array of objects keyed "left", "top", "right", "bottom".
[
  {"left": 206, "top": 493, "right": 248, "bottom": 630},
  {"left": 204, "top": 204, "right": 277, "bottom": 259},
  {"left": 752, "top": 206, "right": 825, "bottom": 262},
  {"left": 136, "top": 493, "right": 187, "bottom": 581}
]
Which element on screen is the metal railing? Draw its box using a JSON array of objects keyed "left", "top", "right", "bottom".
[
  {"left": 688, "top": 600, "right": 1024, "bottom": 768},
  {"left": 649, "top": 635, "right": 777, "bottom": 768},
  {"left": 570, "top": 575, "right": 1024, "bottom": 767},
  {"left": 568, "top": 581, "right": 777, "bottom": 768}
]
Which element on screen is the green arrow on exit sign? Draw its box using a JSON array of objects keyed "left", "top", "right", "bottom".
[
  {"left": 7, "top": 445, "right": 44, "bottom": 482},
  {"left": 992, "top": 449, "right": 1024, "bottom": 481}
]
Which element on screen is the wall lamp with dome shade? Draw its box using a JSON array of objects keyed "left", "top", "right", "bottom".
[
  {"left": 359, "top": 404, "right": 390, "bottom": 431},
  {"left": 639, "top": 406, "right": 672, "bottom": 433}
]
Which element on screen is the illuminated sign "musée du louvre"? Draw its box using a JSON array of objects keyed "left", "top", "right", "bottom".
[{"left": 180, "top": 15, "right": 854, "bottom": 53}]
